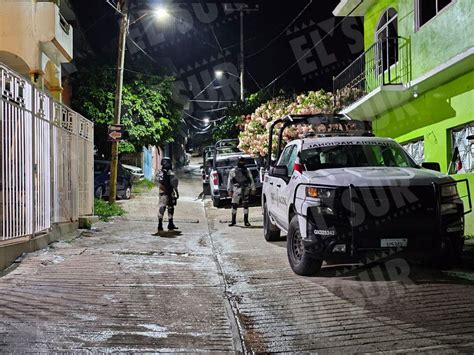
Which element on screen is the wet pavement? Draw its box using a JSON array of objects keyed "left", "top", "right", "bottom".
[{"left": 1, "top": 161, "right": 474, "bottom": 353}]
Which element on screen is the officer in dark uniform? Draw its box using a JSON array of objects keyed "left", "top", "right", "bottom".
[
  {"left": 227, "top": 157, "right": 256, "bottom": 227},
  {"left": 156, "top": 157, "right": 179, "bottom": 232}
]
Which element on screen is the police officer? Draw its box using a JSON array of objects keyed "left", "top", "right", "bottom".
[
  {"left": 227, "top": 157, "right": 255, "bottom": 227},
  {"left": 156, "top": 157, "right": 179, "bottom": 232}
]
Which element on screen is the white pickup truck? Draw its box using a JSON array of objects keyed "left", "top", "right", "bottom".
[{"left": 262, "top": 115, "right": 471, "bottom": 276}]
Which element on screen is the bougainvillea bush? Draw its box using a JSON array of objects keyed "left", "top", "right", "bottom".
[{"left": 238, "top": 90, "right": 336, "bottom": 158}]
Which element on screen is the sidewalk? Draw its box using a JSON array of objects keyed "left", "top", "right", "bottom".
[{"left": 0, "top": 166, "right": 240, "bottom": 352}]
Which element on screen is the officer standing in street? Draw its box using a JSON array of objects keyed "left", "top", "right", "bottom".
[
  {"left": 227, "top": 157, "right": 256, "bottom": 227},
  {"left": 156, "top": 157, "right": 179, "bottom": 232}
]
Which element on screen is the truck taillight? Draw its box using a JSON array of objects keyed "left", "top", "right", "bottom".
[{"left": 212, "top": 172, "right": 219, "bottom": 185}]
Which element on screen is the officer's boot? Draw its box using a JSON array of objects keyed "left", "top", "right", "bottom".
[
  {"left": 158, "top": 218, "right": 164, "bottom": 232},
  {"left": 244, "top": 206, "right": 251, "bottom": 227},
  {"left": 229, "top": 204, "right": 237, "bottom": 226},
  {"left": 168, "top": 219, "right": 179, "bottom": 230},
  {"left": 244, "top": 214, "right": 251, "bottom": 227}
]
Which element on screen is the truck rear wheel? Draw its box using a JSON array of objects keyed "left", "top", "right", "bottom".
[
  {"left": 287, "top": 216, "right": 323, "bottom": 276},
  {"left": 263, "top": 202, "right": 280, "bottom": 241}
]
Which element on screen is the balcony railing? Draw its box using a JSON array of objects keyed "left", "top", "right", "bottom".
[{"left": 333, "top": 37, "right": 411, "bottom": 109}]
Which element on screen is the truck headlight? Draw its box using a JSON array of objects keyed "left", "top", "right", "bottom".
[
  {"left": 306, "top": 187, "right": 332, "bottom": 199},
  {"left": 441, "top": 184, "right": 458, "bottom": 198}
]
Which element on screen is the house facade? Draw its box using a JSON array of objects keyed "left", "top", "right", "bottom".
[
  {"left": 0, "top": 0, "right": 73, "bottom": 101},
  {"left": 333, "top": 0, "right": 474, "bottom": 234}
]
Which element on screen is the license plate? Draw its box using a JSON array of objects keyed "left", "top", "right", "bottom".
[{"left": 381, "top": 238, "right": 408, "bottom": 248}]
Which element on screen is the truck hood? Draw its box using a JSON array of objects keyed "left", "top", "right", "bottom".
[{"left": 302, "top": 167, "right": 452, "bottom": 187}]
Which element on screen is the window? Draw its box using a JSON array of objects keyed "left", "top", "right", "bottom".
[
  {"left": 286, "top": 146, "right": 299, "bottom": 176},
  {"left": 375, "top": 8, "right": 398, "bottom": 73},
  {"left": 449, "top": 124, "right": 474, "bottom": 174},
  {"left": 300, "top": 143, "right": 418, "bottom": 171},
  {"left": 278, "top": 145, "right": 295, "bottom": 169},
  {"left": 415, "top": 0, "right": 454, "bottom": 30},
  {"left": 401, "top": 139, "right": 425, "bottom": 166}
]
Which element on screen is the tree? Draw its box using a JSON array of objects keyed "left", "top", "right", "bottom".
[
  {"left": 212, "top": 91, "right": 272, "bottom": 142},
  {"left": 71, "top": 59, "right": 182, "bottom": 157}
]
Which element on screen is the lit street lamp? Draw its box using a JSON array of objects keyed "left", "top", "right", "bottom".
[
  {"left": 203, "top": 117, "right": 210, "bottom": 124},
  {"left": 109, "top": 0, "right": 169, "bottom": 204},
  {"left": 215, "top": 70, "right": 243, "bottom": 101}
]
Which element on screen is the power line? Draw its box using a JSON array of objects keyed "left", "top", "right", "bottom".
[
  {"left": 126, "top": 36, "right": 158, "bottom": 64},
  {"left": 260, "top": 0, "right": 363, "bottom": 93},
  {"left": 191, "top": 78, "right": 218, "bottom": 100},
  {"left": 245, "top": 0, "right": 313, "bottom": 60}
]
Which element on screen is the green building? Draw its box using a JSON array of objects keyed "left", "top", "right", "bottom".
[{"left": 333, "top": 0, "right": 474, "bottom": 234}]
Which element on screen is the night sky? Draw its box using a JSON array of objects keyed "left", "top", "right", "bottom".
[{"left": 70, "top": 0, "right": 364, "bottom": 132}]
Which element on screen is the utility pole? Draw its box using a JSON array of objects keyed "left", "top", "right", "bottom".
[
  {"left": 239, "top": 8, "right": 245, "bottom": 102},
  {"left": 109, "top": 0, "right": 129, "bottom": 204},
  {"left": 225, "top": 3, "right": 258, "bottom": 102}
]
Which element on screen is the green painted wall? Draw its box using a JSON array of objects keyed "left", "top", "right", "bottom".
[
  {"left": 364, "top": 0, "right": 474, "bottom": 80},
  {"left": 359, "top": 1, "right": 474, "bottom": 234},
  {"left": 374, "top": 70, "right": 474, "bottom": 234}
]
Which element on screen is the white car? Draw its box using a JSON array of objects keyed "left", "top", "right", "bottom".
[
  {"left": 122, "top": 164, "right": 145, "bottom": 181},
  {"left": 262, "top": 115, "right": 470, "bottom": 276}
]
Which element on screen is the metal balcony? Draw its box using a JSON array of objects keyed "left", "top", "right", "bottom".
[{"left": 333, "top": 37, "right": 411, "bottom": 114}]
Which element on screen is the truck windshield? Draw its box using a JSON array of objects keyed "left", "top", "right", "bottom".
[{"left": 301, "top": 143, "right": 418, "bottom": 170}]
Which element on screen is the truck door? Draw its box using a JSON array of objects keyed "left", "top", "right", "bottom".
[
  {"left": 266, "top": 147, "right": 290, "bottom": 224},
  {"left": 274, "top": 145, "right": 299, "bottom": 229}
]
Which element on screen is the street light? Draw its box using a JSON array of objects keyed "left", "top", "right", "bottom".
[
  {"left": 154, "top": 7, "right": 170, "bottom": 21},
  {"left": 109, "top": 1, "right": 169, "bottom": 204},
  {"left": 203, "top": 117, "right": 210, "bottom": 124},
  {"left": 214, "top": 70, "right": 243, "bottom": 101}
]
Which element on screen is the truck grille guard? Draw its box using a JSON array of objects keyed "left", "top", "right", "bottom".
[{"left": 294, "top": 179, "right": 472, "bottom": 257}]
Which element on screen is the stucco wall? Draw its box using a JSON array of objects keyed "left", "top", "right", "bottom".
[
  {"left": 364, "top": 0, "right": 474, "bottom": 80},
  {"left": 374, "top": 70, "right": 474, "bottom": 234}
]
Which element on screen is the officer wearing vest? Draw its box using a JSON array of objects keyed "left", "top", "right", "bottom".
[
  {"left": 156, "top": 157, "right": 179, "bottom": 232},
  {"left": 227, "top": 157, "right": 256, "bottom": 227}
]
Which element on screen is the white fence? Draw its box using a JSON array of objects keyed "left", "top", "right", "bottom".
[{"left": 0, "top": 63, "right": 94, "bottom": 241}]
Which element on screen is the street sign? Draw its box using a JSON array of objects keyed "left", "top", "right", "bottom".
[{"left": 108, "top": 124, "right": 125, "bottom": 142}]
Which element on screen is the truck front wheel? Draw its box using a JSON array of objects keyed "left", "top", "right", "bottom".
[
  {"left": 263, "top": 202, "right": 280, "bottom": 241},
  {"left": 287, "top": 216, "right": 323, "bottom": 276}
]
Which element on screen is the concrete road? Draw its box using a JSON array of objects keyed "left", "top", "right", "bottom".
[{"left": 1, "top": 161, "right": 474, "bottom": 353}]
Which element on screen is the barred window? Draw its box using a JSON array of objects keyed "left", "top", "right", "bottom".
[
  {"left": 401, "top": 139, "right": 425, "bottom": 166},
  {"left": 449, "top": 124, "right": 474, "bottom": 174}
]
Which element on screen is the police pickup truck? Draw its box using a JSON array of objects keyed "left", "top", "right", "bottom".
[
  {"left": 210, "top": 139, "right": 262, "bottom": 207},
  {"left": 262, "top": 114, "right": 471, "bottom": 276}
]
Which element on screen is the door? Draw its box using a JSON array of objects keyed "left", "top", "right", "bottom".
[
  {"left": 266, "top": 146, "right": 291, "bottom": 224},
  {"left": 274, "top": 145, "right": 299, "bottom": 229}
]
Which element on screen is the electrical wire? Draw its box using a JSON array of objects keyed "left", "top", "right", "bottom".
[
  {"left": 245, "top": 0, "right": 313, "bottom": 60},
  {"left": 127, "top": 36, "right": 159, "bottom": 64},
  {"left": 260, "top": 0, "right": 363, "bottom": 93},
  {"left": 191, "top": 78, "right": 219, "bottom": 100}
]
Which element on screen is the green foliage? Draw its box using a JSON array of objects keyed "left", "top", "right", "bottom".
[
  {"left": 132, "top": 179, "right": 156, "bottom": 194},
  {"left": 212, "top": 91, "right": 272, "bottom": 141},
  {"left": 94, "top": 198, "right": 125, "bottom": 222},
  {"left": 71, "top": 59, "right": 182, "bottom": 156}
]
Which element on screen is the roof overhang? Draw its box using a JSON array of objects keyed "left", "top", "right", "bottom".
[
  {"left": 333, "top": 0, "right": 376, "bottom": 16},
  {"left": 342, "top": 47, "right": 474, "bottom": 120}
]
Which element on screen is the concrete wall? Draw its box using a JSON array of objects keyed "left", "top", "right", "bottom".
[
  {"left": 0, "top": 1, "right": 73, "bottom": 99},
  {"left": 363, "top": 0, "right": 474, "bottom": 80}
]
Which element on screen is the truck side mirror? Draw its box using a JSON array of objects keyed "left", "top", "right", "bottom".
[
  {"left": 422, "top": 162, "right": 441, "bottom": 172},
  {"left": 269, "top": 165, "right": 288, "bottom": 178}
]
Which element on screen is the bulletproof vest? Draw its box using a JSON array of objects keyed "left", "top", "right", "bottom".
[
  {"left": 232, "top": 167, "right": 250, "bottom": 186},
  {"left": 159, "top": 170, "right": 172, "bottom": 194}
]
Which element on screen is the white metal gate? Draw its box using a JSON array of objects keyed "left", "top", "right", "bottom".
[{"left": 0, "top": 63, "right": 94, "bottom": 241}]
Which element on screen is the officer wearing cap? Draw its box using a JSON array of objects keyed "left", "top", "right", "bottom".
[
  {"left": 227, "top": 157, "right": 256, "bottom": 227},
  {"left": 156, "top": 157, "right": 179, "bottom": 232}
]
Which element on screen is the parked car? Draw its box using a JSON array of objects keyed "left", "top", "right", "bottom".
[
  {"left": 94, "top": 160, "right": 133, "bottom": 200},
  {"left": 209, "top": 152, "right": 262, "bottom": 208},
  {"left": 262, "top": 114, "right": 471, "bottom": 276},
  {"left": 122, "top": 164, "right": 145, "bottom": 182}
]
